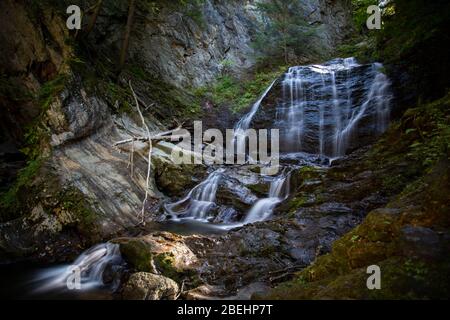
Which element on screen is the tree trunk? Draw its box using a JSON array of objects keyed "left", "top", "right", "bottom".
[
  {"left": 119, "top": 0, "right": 136, "bottom": 72},
  {"left": 84, "top": 0, "right": 103, "bottom": 36},
  {"left": 283, "top": 31, "right": 288, "bottom": 65}
]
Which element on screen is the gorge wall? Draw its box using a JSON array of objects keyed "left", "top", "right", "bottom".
[
  {"left": 0, "top": 0, "right": 353, "bottom": 261},
  {"left": 89, "top": 0, "right": 353, "bottom": 88}
]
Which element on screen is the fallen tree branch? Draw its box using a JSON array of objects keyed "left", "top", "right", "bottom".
[
  {"left": 113, "top": 82, "right": 188, "bottom": 225},
  {"left": 129, "top": 80, "right": 152, "bottom": 225},
  {"left": 113, "top": 132, "right": 188, "bottom": 147}
]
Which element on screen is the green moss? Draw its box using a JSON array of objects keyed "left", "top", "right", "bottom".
[
  {"left": 196, "top": 66, "right": 286, "bottom": 114},
  {"left": 37, "top": 74, "right": 67, "bottom": 110},
  {"left": 58, "top": 187, "right": 100, "bottom": 236},
  {"left": 351, "top": 0, "right": 379, "bottom": 34},
  {"left": 259, "top": 93, "right": 450, "bottom": 300},
  {"left": 118, "top": 240, "right": 155, "bottom": 273},
  {"left": 0, "top": 158, "right": 43, "bottom": 220},
  {"left": 154, "top": 252, "right": 180, "bottom": 281},
  {"left": 247, "top": 183, "right": 270, "bottom": 196},
  {"left": 0, "top": 73, "right": 68, "bottom": 218},
  {"left": 286, "top": 195, "right": 309, "bottom": 213}
]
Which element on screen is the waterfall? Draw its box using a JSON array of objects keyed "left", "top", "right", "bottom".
[
  {"left": 244, "top": 173, "right": 290, "bottom": 223},
  {"left": 277, "top": 58, "right": 392, "bottom": 157},
  {"left": 280, "top": 68, "right": 305, "bottom": 152},
  {"left": 234, "top": 80, "right": 277, "bottom": 156},
  {"left": 163, "top": 57, "right": 391, "bottom": 228},
  {"left": 235, "top": 80, "right": 277, "bottom": 132},
  {"left": 164, "top": 169, "right": 224, "bottom": 221},
  {"left": 336, "top": 64, "right": 392, "bottom": 155},
  {"left": 32, "top": 243, "right": 123, "bottom": 294}
]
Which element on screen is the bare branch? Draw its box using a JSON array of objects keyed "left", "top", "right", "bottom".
[
  {"left": 112, "top": 131, "right": 188, "bottom": 147},
  {"left": 129, "top": 80, "right": 152, "bottom": 225}
]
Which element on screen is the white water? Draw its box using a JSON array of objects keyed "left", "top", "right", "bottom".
[
  {"left": 29, "top": 57, "right": 394, "bottom": 298},
  {"left": 244, "top": 173, "right": 289, "bottom": 223},
  {"left": 279, "top": 58, "right": 392, "bottom": 157},
  {"left": 234, "top": 80, "right": 277, "bottom": 157},
  {"left": 165, "top": 78, "right": 280, "bottom": 223},
  {"left": 32, "top": 243, "right": 122, "bottom": 294},
  {"left": 164, "top": 169, "right": 224, "bottom": 221},
  {"left": 336, "top": 64, "right": 391, "bottom": 155},
  {"left": 164, "top": 57, "right": 391, "bottom": 228}
]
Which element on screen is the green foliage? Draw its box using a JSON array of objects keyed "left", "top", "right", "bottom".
[
  {"left": 401, "top": 94, "right": 450, "bottom": 170},
  {"left": 253, "top": 0, "right": 317, "bottom": 65},
  {"left": 20, "top": 75, "right": 67, "bottom": 159},
  {"left": 0, "top": 73, "right": 68, "bottom": 220},
  {"left": 351, "top": 0, "right": 379, "bottom": 34},
  {"left": 182, "top": 0, "right": 206, "bottom": 27},
  {"left": 0, "top": 158, "right": 43, "bottom": 220},
  {"left": 376, "top": 0, "right": 450, "bottom": 101},
  {"left": 196, "top": 66, "right": 286, "bottom": 113},
  {"left": 336, "top": 36, "right": 378, "bottom": 63},
  {"left": 37, "top": 74, "right": 67, "bottom": 110}
]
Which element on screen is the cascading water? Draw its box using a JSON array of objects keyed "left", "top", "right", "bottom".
[
  {"left": 244, "top": 172, "right": 290, "bottom": 223},
  {"left": 276, "top": 58, "right": 392, "bottom": 157},
  {"left": 32, "top": 243, "right": 124, "bottom": 295},
  {"left": 164, "top": 169, "right": 224, "bottom": 221},
  {"left": 164, "top": 57, "right": 392, "bottom": 229},
  {"left": 234, "top": 80, "right": 277, "bottom": 156}
]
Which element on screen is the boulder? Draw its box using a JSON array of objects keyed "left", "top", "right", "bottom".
[
  {"left": 114, "top": 232, "right": 199, "bottom": 281},
  {"left": 122, "top": 272, "right": 179, "bottom": 300},
  {"left": 153, "top": 156, "right": 207, "bottom": 197}
]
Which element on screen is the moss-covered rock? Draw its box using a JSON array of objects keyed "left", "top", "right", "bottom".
[
  {"left": 246, "top": 183, "right": 270, "bottom": 197},
  {"left": 152, "top": 156, "right": 207, "bottom": 198},
  {"left": 116, "top": 239, "right": 155, "bottom": 273},
  {"left": 114, "top": 232, "right": 200, "bottom": 283},
  {"left": 0, "top": 160, "right": 102, "bottom": 262},
  {"left": 259, "top": 94, "right": 450, "bottom": 299}
]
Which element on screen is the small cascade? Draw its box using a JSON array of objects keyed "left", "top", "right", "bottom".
[
  {"left": 32, "top": 243, "right": 123, "bottom": 294},
  {"left": 234, "top": 80, "right": 277, "bottom": 155},
  {"left": 244, "top": 172, "right": 290, "bottom": 223},
  {"left": 164, "top": 169, "right": 224, "bottom": 220}
]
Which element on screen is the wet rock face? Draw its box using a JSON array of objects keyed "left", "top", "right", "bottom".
[
  {"left": 253, "top": 60, "right": 392, "bottom": 157},
  {"left": 153, "top": 158, "right": 207, "bottom": 198},
  {"left": 176, "top": 147, "right": 388, "bottom": 294},
  {"left": 0, "top": 0, "right": 72, "bottom": 188}
]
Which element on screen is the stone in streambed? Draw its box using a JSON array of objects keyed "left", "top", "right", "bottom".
[
  {"left": 113, "top": 232, "right": 199, "bottom": 281},
  {"left": 152, "top": 156, "right": 207, "bottom": 197},
  {"left": 122, "top": 272, "right": 179, "bottom": 300}
]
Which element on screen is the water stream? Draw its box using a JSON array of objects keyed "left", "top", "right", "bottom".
[
  {"left": 18, "top": 57, "right": 392, "bottom": 298},
  {"left": 164, "top": 57, "right": 392, "bottom": 228}
]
